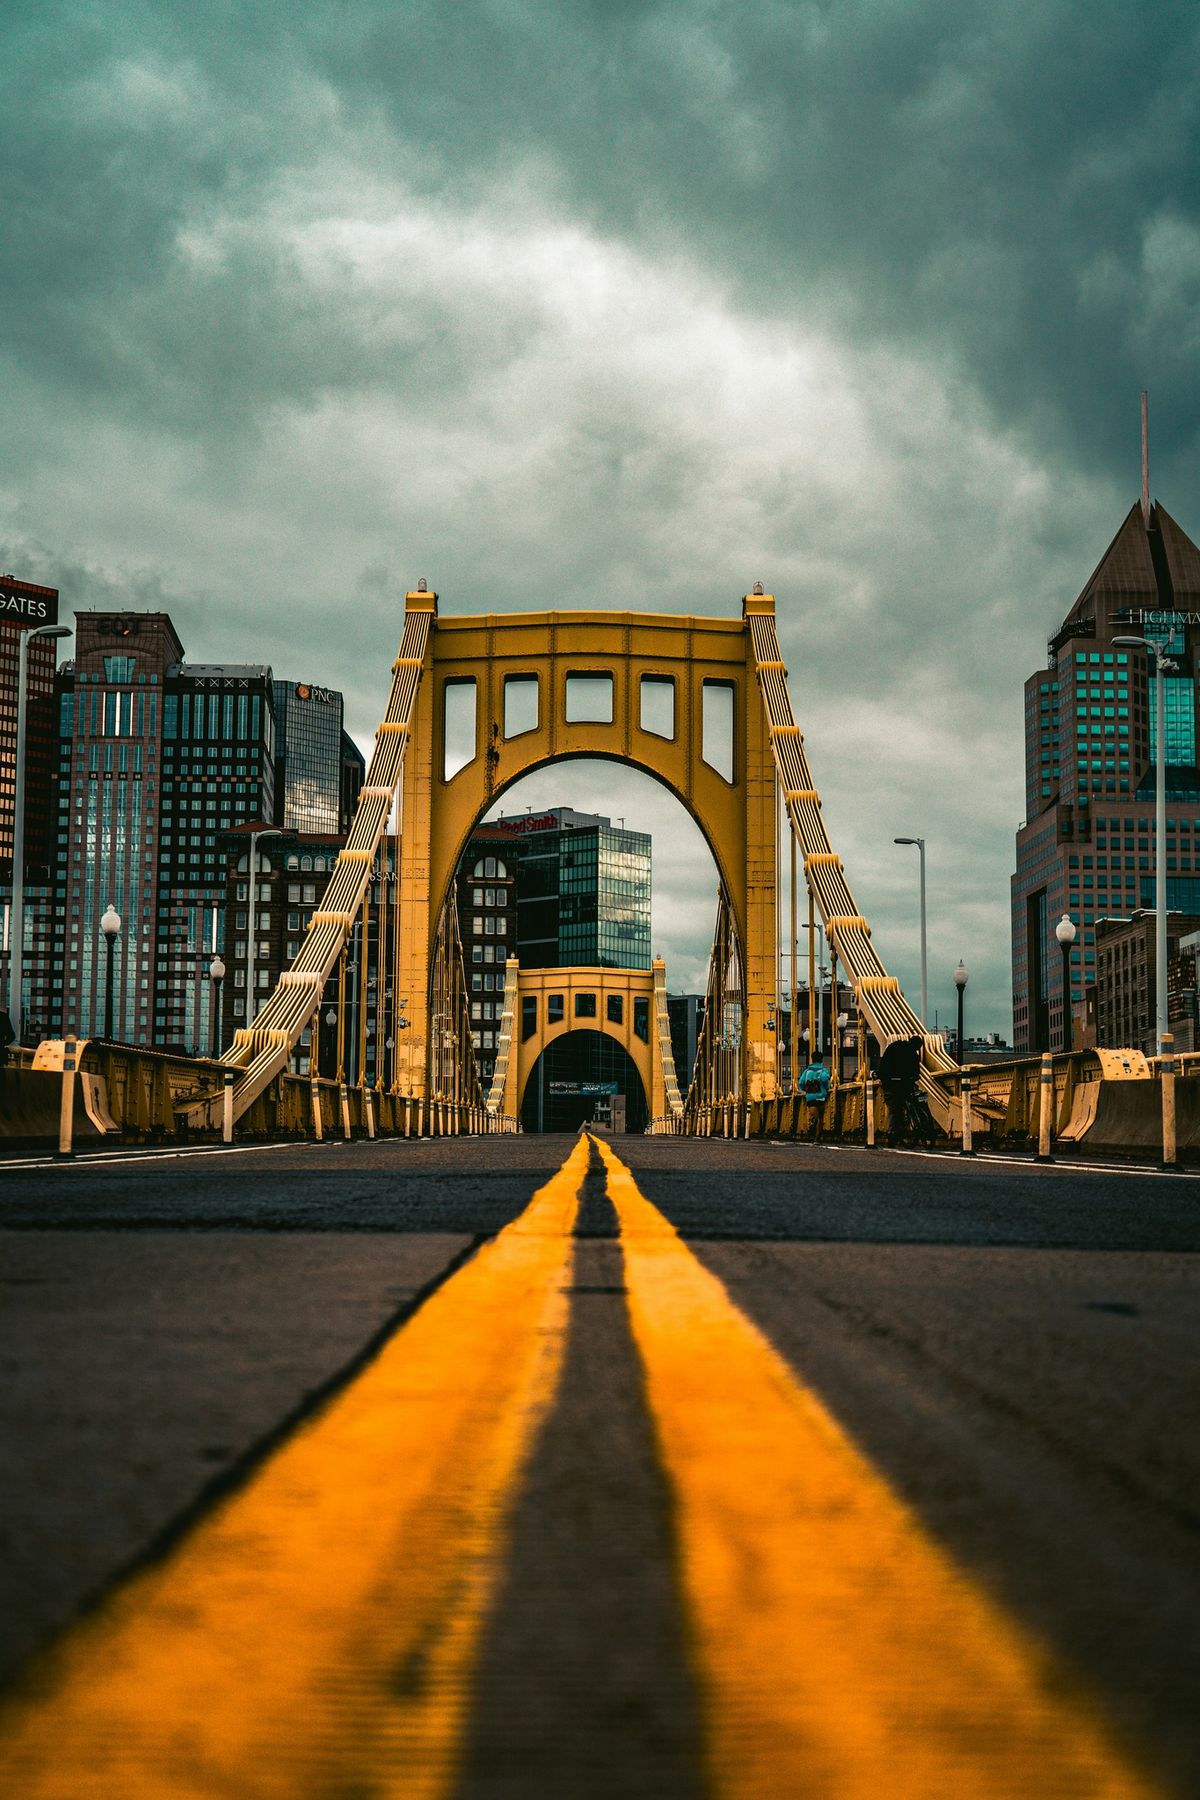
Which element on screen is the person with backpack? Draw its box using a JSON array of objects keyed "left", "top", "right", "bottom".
[{"left": 797, "top": 1051, "right": 832, "bottom": 1143}]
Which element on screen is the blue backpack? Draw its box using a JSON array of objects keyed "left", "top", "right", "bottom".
[{"left": 799, "top": 1062, "right": 831, "bottom": 1104}]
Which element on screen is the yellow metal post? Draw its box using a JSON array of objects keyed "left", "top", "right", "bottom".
[
  {"left": 1161, "top": 1032, "right": 1178, "bottom": 1169},
  {"left": 57, "top": 1038, "right": 78, "bottom": 1158},
  {"left": 1036, "top": 1052, "right": 1054, "bottom": 1162}
]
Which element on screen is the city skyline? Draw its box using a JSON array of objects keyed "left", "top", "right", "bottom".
[{"left": 5, "top": 4, "right": 1200, "bottom": 1032}]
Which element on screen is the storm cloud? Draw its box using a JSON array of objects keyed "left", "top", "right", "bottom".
[{"left": 4, "top": 0, "right": 1199, "bottom": 1030}]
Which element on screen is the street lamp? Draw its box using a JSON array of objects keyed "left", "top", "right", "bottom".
[
  {"left": 953, "top": 959, "right": 968, "bottom": 1065},
  {"left": 246, "top": 826, "right": 282, "bottom": 1025},
  {"left": 100, "top": 904, "right": 121, "bottom": 1040},
  {"left": 209, "top": 954, "right": 226, "bottom": 1056},
  {"left": 1054, "top": 915, "right": 1077, "bottom": 1052},
  {"left": 894, "top": 836, "right": 928, "bottom": 1024},
  {"left": 1114, "top": 634, "right": 1172, "bottom": 1052},
  {"left": 8, "top": 623, "right": 71, "bottom": 1040}
]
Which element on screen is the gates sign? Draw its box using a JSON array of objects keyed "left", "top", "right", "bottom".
[{"left": 0, "top": 578, "right": 59, "bottom": 627}]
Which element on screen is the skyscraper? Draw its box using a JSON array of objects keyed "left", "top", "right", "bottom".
[
  {"left": 499, "top": 807, "right": 652, "bottom": 970},
  {"left": 1, "top": 575, "right": 63, "bottom": 1040},
  {"left": 54, "top": 611, "right": 274, "bottom": 1049},
  {"left": 1, "top": 575, "right": 61, "bottom": 873},
  {"left": 1012, "top": 500, "right": 1200, "bottom": 1051},
  {"left": 273, "top": 679, "right": 345, "bottom": 834}
]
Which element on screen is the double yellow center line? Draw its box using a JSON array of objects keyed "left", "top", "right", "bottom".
[{"left": 0, "top": 1135, "right": 1161, "bottom": 1798}]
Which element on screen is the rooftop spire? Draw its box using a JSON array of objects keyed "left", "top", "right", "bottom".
[{"left": 1141, "top": 390, "right": 1150, "bottom": 526}]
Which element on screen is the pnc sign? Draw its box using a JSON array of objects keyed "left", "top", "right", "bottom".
[
  {"left": 0, "top": 578, "right": 59, "bottom": 628},
  {"left": 295, "top": 682, "right": 336, "bottom": 704}
]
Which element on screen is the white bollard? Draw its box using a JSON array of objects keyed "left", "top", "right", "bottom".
[
  {"left": 960, "top": 1070, "right": 974, "bottom": 1156},
  {"left": 865, "top": 1077, "right": 876, "bottom": 1149},
  {"left": 311, "top": 1080, "right": 323, "bottom": 1141},
  {"left": 340, "top": 1082, "right": 352, "bottom": 1140},
  {"left": 222, "top": 1068, "right": 235, "bottom": 1144}
]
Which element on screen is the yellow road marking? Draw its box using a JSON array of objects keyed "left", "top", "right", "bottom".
[
  {"left": 0, "top": 1135, "right": 591, "bottom": 1800},
  {"left": 593, "top": 1136, "right": 1162, "bottom": 1800}
]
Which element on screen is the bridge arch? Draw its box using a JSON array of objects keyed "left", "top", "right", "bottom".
[
  {"left": 397, "top": 600, "right": 780, "bottom": 1104},
  {"left": 189, "top": 584, "right": 955, "bottom": 1135}
]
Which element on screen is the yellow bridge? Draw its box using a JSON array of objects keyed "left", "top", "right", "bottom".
[{"left": 8, "top": 584, "right": 1185, "bottom": 1155}]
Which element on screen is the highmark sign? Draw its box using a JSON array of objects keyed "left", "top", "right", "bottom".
[
  {"left": 0, "top": 579, "right": 59, "bottom": 627},
  {"left": 1114, "top": 609, "right": 1200, "bottom": 629}
]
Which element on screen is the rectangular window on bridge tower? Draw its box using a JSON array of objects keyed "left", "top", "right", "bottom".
[
  {"left": 548, "top": 993, "right": 564, "bottom": 1024},
  {"left": 504, "top": 675, "right": 539, "bottom": 738},
  {"left": 575, "top": 991, "right": 597, "bottom": 1018},
  {"left": 634, "top": 996, "right": 650, "bottom": 1041},
  {"left": 566, "top": 673, "right": 614, "bottom": 724},
  {"left": 702, "top": 681, "right": 735, "bottom": 781},
  {"left": 443, "top": 679, "right": 476, "bottom": 780},
  {"left": 522, "top": 995, "right": 538, "bottom": 1041},
  {"left": 640, "top": 675, "right": 675, "bottom": 739},
  {"left": 607, "top": 993, "right": 624, "bottom": 1024}
]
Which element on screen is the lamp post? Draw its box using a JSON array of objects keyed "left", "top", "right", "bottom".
[
  {"left": 8, "top": 623, "right": 71, "bottom": 1040},
  {"left": 953, "top": 959, "right": 968, "bottom": 1065},
  {"left": 246, "top": 826, "right": 282, "bottom": 1026},
  {"left": 1114, "top": 635, "right": 1173, "bottom": 1052},
  {"left": 209, "top": 954, "right": 226, "bottom": 1055},
  {"left": 100, "top": 905, "right": 121, "bottom": 1040},
  {"left": 894, "top": 836, "right": 928, "bottom": 1024},
  {"left": 1054, "top": 914, "right": 1077, "bottom": 1052}
]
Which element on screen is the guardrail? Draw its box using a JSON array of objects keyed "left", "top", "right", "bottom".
[
  {"left": 2, "top": 1039, "right": 1186, "bottom": 1164},
  {"left": 0, "top": 1041, "right": 519, "bottom": 1152}
]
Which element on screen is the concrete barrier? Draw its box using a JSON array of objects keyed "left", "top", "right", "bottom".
[
  {"left": 1077, "top": 1075, "right": 1200, "bottom": 1160},
  {"left": 0, "top": 1066, "right": 102, "bottom": 1150}
]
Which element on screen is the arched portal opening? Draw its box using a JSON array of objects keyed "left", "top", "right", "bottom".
[
  {"left": 463, "top": 760, "right": 721, "bottom": 1097},
  {"left": 521, "top": 1030, "right": 650, "bottom": 1134}
]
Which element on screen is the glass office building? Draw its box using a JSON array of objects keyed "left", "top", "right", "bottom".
[
  {"left": 498, "top": 807, "right": 651, "bottom": 970},
  {"left": 52, "top": 616, "right": 275, "bottom": 1050},
  {"left": 273, "top": 680, "right": 345, "bottom": 834},
  {"left": 1012, "top": 498, "right": 1200, "bottom": 1052}
]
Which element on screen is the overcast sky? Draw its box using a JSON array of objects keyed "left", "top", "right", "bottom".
[{"left": 5, "top": 2, "right": 1200, "bottom": 1032}]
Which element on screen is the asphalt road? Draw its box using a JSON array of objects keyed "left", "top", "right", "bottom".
[{"left": 1, "top": 1133, "right": 1198, "bottom": 1797}]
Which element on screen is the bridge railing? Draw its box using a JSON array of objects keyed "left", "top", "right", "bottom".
[{"left": 1, "top": 1040, "right": 517, "bottom": 1150}]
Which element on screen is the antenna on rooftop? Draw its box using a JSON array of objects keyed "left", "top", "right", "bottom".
[{"left": 1141, "top": 391, "right": 1150, "bottom": 526}]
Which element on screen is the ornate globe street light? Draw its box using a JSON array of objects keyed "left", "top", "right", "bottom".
[
  {"left": 100, "top": 904, "right": 122, "bottom": 1040},
  {"left": 1055, "top": 915, "right": 1077, "bottom": 1052}
]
